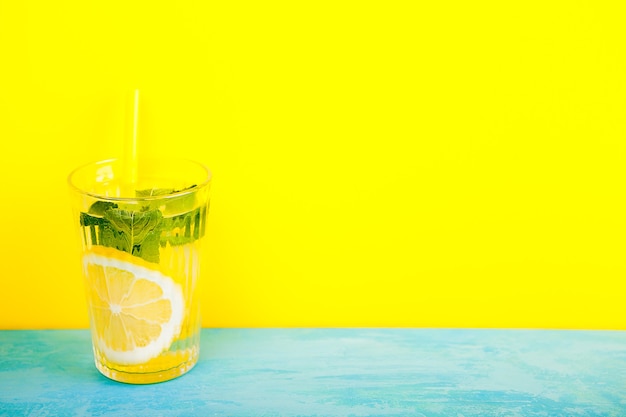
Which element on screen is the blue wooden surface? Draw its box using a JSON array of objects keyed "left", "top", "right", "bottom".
[{"left": 0, "top": 329, "right": 625, "bottom": 416}]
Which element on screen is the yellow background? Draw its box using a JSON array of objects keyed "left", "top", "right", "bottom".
[{"left": 1, "top": 1, "right": 624, "bottom": 329}]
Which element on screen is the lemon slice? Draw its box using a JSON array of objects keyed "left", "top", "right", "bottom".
[{"left": 82, "top": 246, "right": 184, "bottom": 365}]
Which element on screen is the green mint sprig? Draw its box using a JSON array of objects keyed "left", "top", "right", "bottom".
[
  {"left": 80, "top": 187, "right": 205, "bottom": 263},
  {"left": 101, "top": 209, "right": 163, "bottom": 263}
]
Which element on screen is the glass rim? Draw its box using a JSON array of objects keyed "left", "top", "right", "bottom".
[{"left": 67, "top": 157, "right": 212, "bottom": 202}]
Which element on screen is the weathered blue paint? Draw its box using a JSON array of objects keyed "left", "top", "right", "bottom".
[{"left": 0, "top": 329, "right": 625, "bottom": 416}]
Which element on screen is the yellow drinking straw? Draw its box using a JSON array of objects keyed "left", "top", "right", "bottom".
[{"left": 123, "top": 89, "right": 140, "bottom": 195}]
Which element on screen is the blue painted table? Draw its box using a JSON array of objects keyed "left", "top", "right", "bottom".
[{"left": 1, "top": 329, "right": 625, "bottom": 416}]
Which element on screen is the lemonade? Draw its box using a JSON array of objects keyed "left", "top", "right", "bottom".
[{"left": 69, "top": 158, "right": 211, "bottom": 384}]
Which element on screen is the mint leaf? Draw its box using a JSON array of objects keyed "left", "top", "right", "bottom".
[
  {"left": 101, "top": 209, "right": 163, "bottom": 263},
  {"left": 131, "top": 224, "right": 162, "bottom": 263},
  {"left": 160, "top": 206, "right": 206, "bottom": 247},
  {"left": 88, "top": 201, "right": 118, "bottom": 215},
  {"left": 136, "top": 186, "right": 198, "bottom": 214},
  {"left": 80, "top": 212, "right": 106, "bottom": 227},
  {"left": 104, "top": 209, "right": 163, "bottom": 246},
  {"left": 135, "top": 188, "right": 175, "bottom": 197},
  {"left": 80, "top": 186, "right": 206, "bottom": 263},
  {"left": 80, "top": 213, "right": 103, "bottom": 245},
  {"left": 135, "top": 185, "right": 196, "bottom": 198}
]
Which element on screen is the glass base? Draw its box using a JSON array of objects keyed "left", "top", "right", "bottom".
[{"left": 94, "top": 349, "right": 199, "bottom": 384}]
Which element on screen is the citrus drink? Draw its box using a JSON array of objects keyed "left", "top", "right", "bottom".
[{"left": 69, "top": 158, "right": 211, "bottom": 384}]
